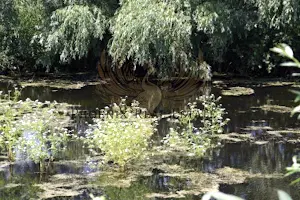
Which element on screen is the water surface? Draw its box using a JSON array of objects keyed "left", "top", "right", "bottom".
[{"left": 1, "top": 82, "right": 300, "bottom": 199}]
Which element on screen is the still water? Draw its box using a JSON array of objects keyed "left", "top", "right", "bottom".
[{"left": 1, "top": 81, "right": 300, "bottom": 200}]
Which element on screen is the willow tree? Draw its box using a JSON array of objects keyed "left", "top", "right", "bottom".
[
  {"left": 36, "top": 0, "right": 118, "bottom": 70},
  {"left": 45, "top": 5, "right": 107, "bottom": 63},
  {"left": 1, "top": 0, "right": 300, "bottom": 76}
]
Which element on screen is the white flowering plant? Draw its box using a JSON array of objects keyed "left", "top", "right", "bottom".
[
  {"left": 84, "top": 99, "right": 157, "bottom": 169},
  {"left": 0, "top": 89, "right": 71, "bottom": 165},
  {"left": 163, "top": 94, "right": 229, "bottom": 156}
]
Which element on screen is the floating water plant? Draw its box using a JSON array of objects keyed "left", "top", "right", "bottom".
[{"left": 84, "top": 99, "right": 157, "bottom": 169}]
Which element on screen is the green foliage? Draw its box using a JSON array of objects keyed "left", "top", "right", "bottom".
[
  {"left": 0, "top": 0, "right": 46, "bottom": 71},
  {"left": 1, "top": 0, "right": 299, "bottom": 75},
  {"left": 271, "top": 44, "right": 300, "bottom": 67},
  {"left": 0, "top": 89, "right": 71, "bottom": 163},
  {"left": 109, "top": 0, "right": 192, "bottom": 74},
  {"left": 193, "top": 1, "right": 233, "bottom": 61},
  {"left": 285, "top": 156, "right": 300, "bottom": 185},
  {"left": 272, "top": 44, "right": 300, "bottom": 186},
  {"left": 254, "top": 0, "right": 299, "bottom": 29},
  {"left": 45, "top": 4, "right": 108, "bottom": 63},
  {"left": 177, "top": 94, "right": 229, "bottom": 134},
  {"left": 163, "top": 94, "right": 229, "bottom": 156},
  {"left": 13, "top": 107, "right": 69, "bottom": 163},
  {"left": 271, "top": 44, "right": 300, "bottom": 117},
  {"left": 84, "top": 99, "right": 156, "bottom": 168}
]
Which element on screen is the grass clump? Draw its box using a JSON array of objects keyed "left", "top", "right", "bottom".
[{"left": 84, "top": 99, "right": 157, "bottom": 169}]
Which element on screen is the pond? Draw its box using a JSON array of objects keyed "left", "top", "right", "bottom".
[{"left": 1, "top": 80, "right": 300, "bottom": 199}]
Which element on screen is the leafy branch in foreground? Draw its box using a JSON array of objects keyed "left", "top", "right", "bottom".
[
  {"left": 270, "top": 43, "right": 300, "bottom": 189},
  {"left": 271, "top": 44, "right": 300, "bottom": 118},
  {"left": 270, "top": 44, "right": 300, "bottom": 68},
  {"left": 285, "top": 156, "right": 300, "bottom": 185}
]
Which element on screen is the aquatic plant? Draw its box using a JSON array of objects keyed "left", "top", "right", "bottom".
[
  {"left": 163, "top": 94, "right": 229, "bottom": 156},
  {"left": 13, "top": 109, "right": 70, "bottom": 166},
  {"left": 84, "top": 99, "right": 157, "bottom": 169},
  {"left": 0, "top": 89, "right": 72, "bottom": 165}
]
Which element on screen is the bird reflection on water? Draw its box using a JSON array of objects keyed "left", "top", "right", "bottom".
[{"left": 96, "top": 50, "right": 210, "bottom": 115}]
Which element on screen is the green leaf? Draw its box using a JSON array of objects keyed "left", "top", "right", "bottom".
[
  {"left": 289, "top": 90, "right": 300, "bottom": 96},
  {"left": 270, "top": 47, "right": 285, "bottom": 55},
  {"left": 290, "top": 177, "right": 300, "bottom": 185},
  {"left": 284, "top": 45, "right": 294, "bottom": 58},
  {"left": 277, "top": 190, "right": 293, "bottom": 200},
  {"left": 271, "top": 44, "right": 294, "bottom": 59},
  {"left": 291, "top": 105, "right": 300, "bottom": 116},
  {"left": 289, "top": 90, "right": 300, "bottom": 102}
]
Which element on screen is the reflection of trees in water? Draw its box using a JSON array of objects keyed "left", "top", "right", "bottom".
[
  {"left": 208, "top": 142, "right": 297, "bottom": 174},
  {"left": 20, "top": 86, "right": 55, "bottom": 102},
  {"left": 220, "top": 86, "right": 300, "bottom": 132},
  {"left": 96, "top": 50, "right": 210, "bottom": 114}
]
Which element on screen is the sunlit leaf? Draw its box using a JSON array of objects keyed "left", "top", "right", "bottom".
[
  {"left": 277, "top": 190, "right": 293, "bottom": 200},
  {"left": 270, "top": 47, "right": 285, "bottom": 55},
  {"left": 284, "top": 45, "right": 294, "bottom": 58},
  {"left": 280, "top": 62, "right": 299, "bottom": 67},
  {"left": 289, "top": 90, "right": 300, "bottom": 102},
  {"left": 289, "top": 90, "right": 300, "bottom": 96},
  {"left": 291, "top": 105, "right": 300, "bottom": 116},
  {"left": 290, "top": 177, "right": 300, "bottom": 185}
]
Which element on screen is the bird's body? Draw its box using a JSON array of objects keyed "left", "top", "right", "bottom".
[{"left": 137, "top": 67, "right": 162, "bottom": 114}]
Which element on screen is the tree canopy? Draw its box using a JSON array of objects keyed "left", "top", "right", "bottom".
[{"left": 0, "top": 0, "right": 299, "bottom": 76}]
